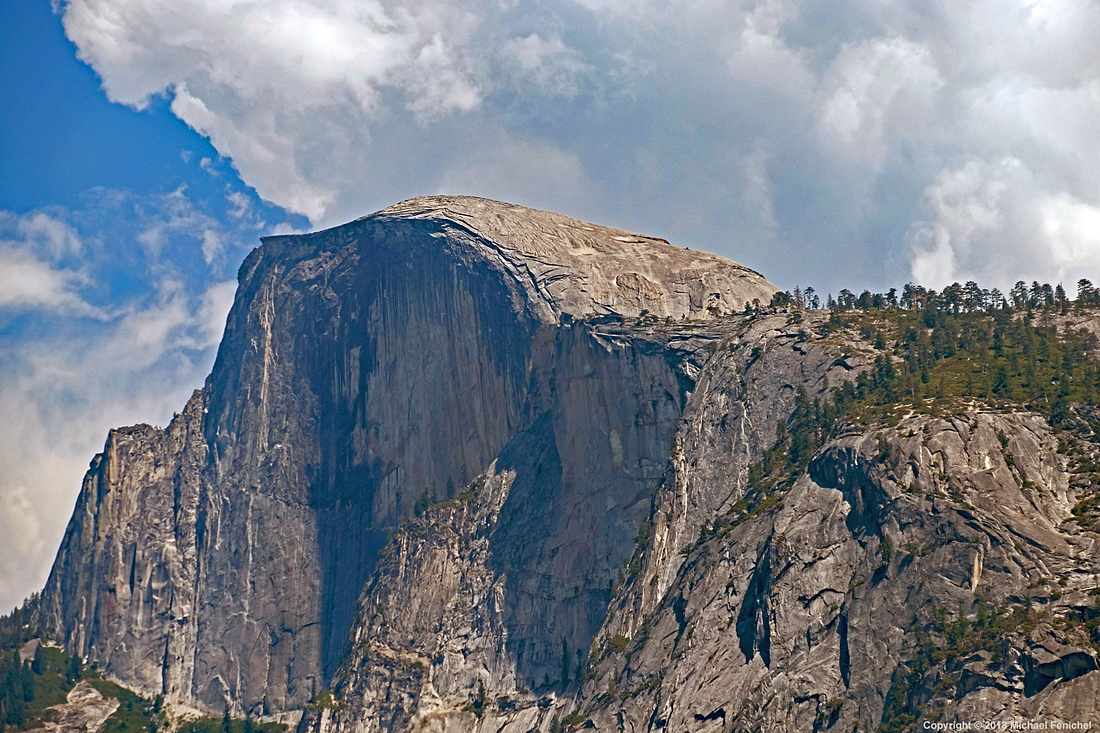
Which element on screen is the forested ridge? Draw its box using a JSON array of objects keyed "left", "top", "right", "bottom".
[
  {"left": 681, "top": 275, "right": 1100, "bottom": 549},
  {"left": 766, "top": 277, "right": 1100, "bottom": 418}
]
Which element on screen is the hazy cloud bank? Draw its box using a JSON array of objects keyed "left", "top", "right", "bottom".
[
  {"left": 58, "top": 0, "right": 1100, "bottom": 293},
  {"left": 0, "top": 187, "right": 262, "bottom": 611}
]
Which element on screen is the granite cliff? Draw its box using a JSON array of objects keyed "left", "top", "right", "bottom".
[
  {"left": 37, "top": 196, "right": 775, "bottom": 717},
  {"left": 37, "top": 197, "right": 1100, "bottom": 732}
]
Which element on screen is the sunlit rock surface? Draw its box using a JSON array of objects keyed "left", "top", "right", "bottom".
[
  {"left": 38, "top": 197, "right": 1100, "bottom": 730},
  {"left": 25, "top": 680, "right": 120, "bottom": 733}
]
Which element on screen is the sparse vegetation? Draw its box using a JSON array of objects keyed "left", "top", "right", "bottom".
[
  {"left": 879, "top": 598, "right": 1051, "bottom": 731},
  {"left": 306, "top": 688, "right": 345, "bottom": 713},
  {"left": 606, "top": 634, "right": 630, "bottom": 655},
  {"left": 0, "top": 598, "right": 285, "bottom": 733},
  {"left": 177, "top": 713, "right": 286, "bottom": 733},
  {"left": 561, "top": 711, "right": 587, "bottom": 728}
]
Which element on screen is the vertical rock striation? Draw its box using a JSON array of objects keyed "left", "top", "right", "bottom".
[{"left": 38, "top": 196, "right": 777, "bottom": 718}]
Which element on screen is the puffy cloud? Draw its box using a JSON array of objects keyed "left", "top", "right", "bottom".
[
  {"left": 0, "top": 212, "right": 103, "bottom": 316},
  {"left": 132, "top": 187, "right": 225, "bottom": 258},
  {"left": 63, "top": 0, "right": 459, "bottom": 111},
  {"left": 13, "top": 212, "right": 83, "bottom": 259},
  {"left": 721, "top": 0, "right": 814, "bottom": 102},
  {"left": 200, "top": 229, "right": 224, "bottom": 265},
  {"left": 910, "top": 155, "right": 1100, "bottom": 290},
  {"left": 226, "top": 190, "right": 257, "bottom": 223},
  {"left": 62, "top": 0, "right": 492, "bottom": 221},
  {"left": 817, "top": 37, "right": 943, "bottom": 168},
  {"left": 1041, "top": 194, "right": 1100, "bottom": 269},
  {"left": 169, "top": 86, "right": 337, "bottom": 221},
  {"left": 910, "top": 157, "right": 1022, "bottom": 287},
  {"left": 0, "top": 249, "right": 96, "bottom": 315},
  {"left": 55, "top": 0, "right": 1100, "bottom": 296}
]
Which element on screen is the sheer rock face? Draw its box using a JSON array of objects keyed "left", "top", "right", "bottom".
[
  {"left": 305, "top": 311, "right": 1100, "bottom": 733},
  {"left": 40, "top": 196, "right": 1100, "bottom": 732},
  {"left": 38, "top": 197, "right": 777, "bottom": 718}
]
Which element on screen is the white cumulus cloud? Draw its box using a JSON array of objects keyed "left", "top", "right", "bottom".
[
  {"left": 910, "top": 155, "right": 1100, "bottom": 291},
  {"left": 1040, "top": 194, "right": 1100, "bottom": 276},
  {"left": 817, "top": 37, "right": 943, "bottom": 167},
  {"left": 55, "top": 0, "right": 1100, "bottom": 295},
  {"left": 61, "top": 0, "right": 493, "bottom": 222}
]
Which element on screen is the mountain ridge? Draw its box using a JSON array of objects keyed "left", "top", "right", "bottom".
[{"left": 31, "top": 197, "right": 1100, "bottom": 732}]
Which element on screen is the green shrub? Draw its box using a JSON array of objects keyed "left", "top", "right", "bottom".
[{"left": 607, "top": 635, "right": 630, "bottom": 655}]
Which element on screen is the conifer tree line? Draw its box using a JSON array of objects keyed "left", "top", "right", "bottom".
[
  {"left": 0, "top": 598, "right": 39, "bottom": 728},
  {"left": 1, "top": 647, "right": 36, "bottom": 727},
  {"left": 769, "top": 278, "right": 1100, "bottom": 314}
]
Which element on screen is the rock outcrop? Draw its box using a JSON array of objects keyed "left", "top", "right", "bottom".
[
  {"left": 581, "top": 387, "right": 1100, "bottom": 733},
  {"left": 26, "top": 680, "right": 121, "bottom": 733},
  {"left": 37, "top": 196, "right": 776, "bottom": 718}
]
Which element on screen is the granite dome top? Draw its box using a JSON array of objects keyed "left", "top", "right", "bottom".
[{"left": 358, "top": 195, "right": 779, "bottom": 322}]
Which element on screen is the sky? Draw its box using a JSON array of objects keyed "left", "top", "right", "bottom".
[{"left": 2, "top": 0, "right": 1100, "bottom": 611}]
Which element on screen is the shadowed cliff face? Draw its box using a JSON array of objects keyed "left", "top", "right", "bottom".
[
  {"left": 37, "top": 197, "right": 777, "bottom": 717},
  {"left": 303, "top": 310, "right": 1100, "bottom": 733}
]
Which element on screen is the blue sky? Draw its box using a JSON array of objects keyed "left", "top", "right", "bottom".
[
  {"left": 0, "top": 2, "right": 306, "bottom": 610},
  {"left": 2, "top": 0, "right": 1100, "bottom": 610}
]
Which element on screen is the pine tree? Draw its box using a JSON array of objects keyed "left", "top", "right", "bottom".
[
  {"left": 66, "top": 650, "right": 81, "bottom": 683},
  {"left": 475, "top": 680, "right": 486, "bottom": 714},
  {"left": 560, "top": 638, "right": 570, "bottom": 688},
  {"left": 21, "top": 660, "right": 34, "bottom": 702}
]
